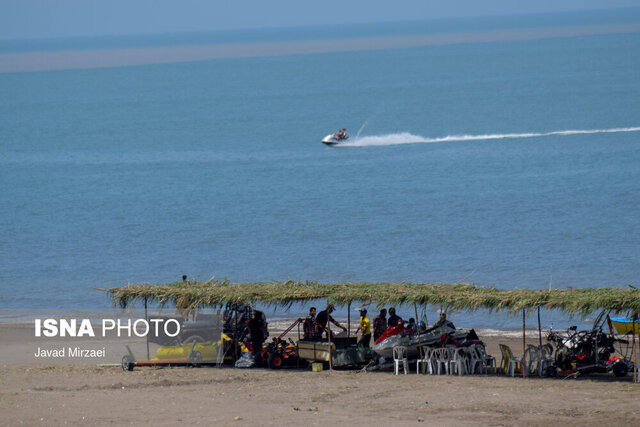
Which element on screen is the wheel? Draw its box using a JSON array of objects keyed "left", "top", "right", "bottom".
[
  {"left": 612, "top": 362, "right": 628, "bottom": 377},
  {"left": 189, "top": 350, "right": 203, "bottom": 367},
  {"left": 121, "top": 355, "right": 135, "bottom": 372},
  {"left": 268, "top": 352, "right": 284, "bottom": 369}
]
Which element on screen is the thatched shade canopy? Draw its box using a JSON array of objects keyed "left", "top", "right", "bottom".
[{"left": 102, "top": 280, "right": 640, "bottom": 316}]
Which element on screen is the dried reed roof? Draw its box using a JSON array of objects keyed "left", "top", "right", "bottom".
[{"left": 102, "top": 280, "right": 640, "bottom": 315}]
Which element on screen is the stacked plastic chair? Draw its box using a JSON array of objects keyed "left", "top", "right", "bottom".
[
  {"left": 499, "top": 344, "right": 522, "bottom": 376},
  {"left": 447, "top": 346, "right": 467, "bottom": 376}
]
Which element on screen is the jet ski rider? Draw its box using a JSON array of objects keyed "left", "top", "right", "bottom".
[{"left": 336, "top": 128, "right": 347, "bottom": 140}]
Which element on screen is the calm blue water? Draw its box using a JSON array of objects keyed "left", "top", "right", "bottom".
[{"left": 1, "top": 11, "right": 640, "bottom": 328}]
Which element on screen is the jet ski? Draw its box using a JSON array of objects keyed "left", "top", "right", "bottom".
[{"left": 322, "top": 129, "right": 349, "bottom": 146}]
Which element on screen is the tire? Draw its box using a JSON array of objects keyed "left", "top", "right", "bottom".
[
  {"left": 189, "top": 350, "right": 203, "bottom": 367},
  {"left": 612, "top": 362, "right": 628, "bottom": 377},
  {"left": 121, "top": 355, "right": 135, "bottom": 372},
  {"left": 268, "top": 352, "right": 284, "bottom": 369}
]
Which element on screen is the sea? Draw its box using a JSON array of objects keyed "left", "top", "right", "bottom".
[{"left": 1, "top": 9, "right": 639, "bottom": 330}]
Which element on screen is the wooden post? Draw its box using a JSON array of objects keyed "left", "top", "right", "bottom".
[
  {"left": 522, "top": 308, "right": 526, "bottom": 379},
  {"left": 414, "top": 304, "right": 423, "bottom": 360},
  {"left": 637, "top": 314, "right": 640, "bottom": 384},
  {"left": 633, "top": 314, "right": 638, "bottom": 384},
  {"left": 537, "top": 307, "right": 542, "bottom": 348},
  {"left": 347, "top": 302, "right": 351, "bottom": 338},
  {"left": 233, "top": 304, "right": 238, "bottom": 363},
  {"left": 145, "top": 297, "right": 150, "bottom": 361},
  {"left": 327, "top": 304, "right": 332, "bottom": 371}
]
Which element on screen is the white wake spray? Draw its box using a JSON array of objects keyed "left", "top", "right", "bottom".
[{"left": 341, "top": 127, "right": 640, "bottom": 147}]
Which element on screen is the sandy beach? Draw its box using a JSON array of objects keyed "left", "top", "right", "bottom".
[{"left": 2, "top": 321, "right": 639, "bottom": 426}]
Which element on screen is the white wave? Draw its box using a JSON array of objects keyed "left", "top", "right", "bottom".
[{"left": 341, "top": 126, "right": 640, "bottom": 147}]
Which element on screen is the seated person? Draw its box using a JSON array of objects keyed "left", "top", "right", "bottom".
[{"left": 425, "top": 312, "right": 455, "bottom": 333}]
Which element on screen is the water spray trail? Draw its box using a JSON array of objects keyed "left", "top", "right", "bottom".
[
  {"left": 343, "top": 126, "right": 640, "bottom": 147},
  {"left": 355, "top": 116, "right": 373, "bottom": 139}
]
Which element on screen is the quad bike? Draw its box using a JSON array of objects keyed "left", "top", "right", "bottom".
[
  {"left": 547, "top": 311, "right": 633, "bottom": 377},
  {"left": 260, "top": 337, "right": 299, "bottom": 369}
]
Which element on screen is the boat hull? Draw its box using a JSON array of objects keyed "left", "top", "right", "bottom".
[
  {"left": 322, "top": 134, "right": 349, "bottom": 146},
  {"left": 372, "top": 326, "right": 469, "bottom": 359},
  {"left": 611, "top": 317, "right": 639, "bottom": 334}
]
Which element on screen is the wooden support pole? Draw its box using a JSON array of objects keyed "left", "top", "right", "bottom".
[
  {"left": 414, "top": 304, "right": 423, "bottom": 360},
  {"left": 633, "top": 314, "right": 638, "bottom": 384},
  {"left": 347, "top": 302, "right": 351, "bottom": 338},
  {"left": 522, "top": 308, "right": 526, "bottom": 379},
  {"left": 637, "top": 315, "right": 640, "bottom": 384},
  {"left": 537, "top": 307, "right": 542, "bottom": 348},
  {"left": 636, "top": 319, "right": 639, "bottom": 384},
  {"left": 145, "top": 297, "right": 150, "bottom": 361},
  {"left": 233, "top": 305, "right": 238, "bottom": 363},
  {"left": 327, "top": 305, "right": 332, "bottom": 371}
]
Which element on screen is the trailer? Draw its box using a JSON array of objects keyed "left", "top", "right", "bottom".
[
  {"left": 121, "top": 341, "right": 219, "bottom": 371},
  {"left": 297, "top": 336, "right": 373, "bottom": 368}
]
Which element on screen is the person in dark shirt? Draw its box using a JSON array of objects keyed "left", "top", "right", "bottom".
[
  {"left": 372, "top": 308, "right": 387, "bottom": 342},
  {"left": 407, "top": 317, "right": 416, "bottom": 332},
  {"left": 387, "top": 307, "right": 403, "bottom": 328},
  {"left": 316, "top": 304, "right": 346, "bottom": 338},
  {"left": 247, "top": 310, "right": 266, "bottom": 364}
]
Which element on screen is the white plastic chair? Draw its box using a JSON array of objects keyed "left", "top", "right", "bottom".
[
  {"left": 416, "top": 347, "right": 433, "bottom": 374},
  {"left": 393, "top": 346, "right": 408, "bottom": 375}
]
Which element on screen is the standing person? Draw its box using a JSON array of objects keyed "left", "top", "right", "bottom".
[
  {"left": 373, "top": 308, "right": 387, "bottom": 342},
  {"left": 355, "top": 309, "right": 372, "bottom": 348},
  {"left": 388, "top": 307, "right": 403, "bottom": 328},
  {"left": 316, "top": 304, "right": 347, "bottom": 338},
  {"left": 247, "top": 310, "right": 265, "bottom": 364},
  {"left": 303, "top": 307, "right": 319, "bottom": 340}
]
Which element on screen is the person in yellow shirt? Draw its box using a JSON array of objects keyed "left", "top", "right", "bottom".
[{"left": 355, "top": 309, "right": 371, "bottom": 348}]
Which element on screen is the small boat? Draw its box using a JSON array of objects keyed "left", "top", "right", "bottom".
[
  {"left": 610, "top": 317, "right": 639, "bottom": 334},
  {"left": 372, "top": 324, "right": 471, "bottom": 359}
]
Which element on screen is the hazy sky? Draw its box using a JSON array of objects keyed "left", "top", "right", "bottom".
[{"left": 1, "top": 0, "right": 639, "bottom": 40}]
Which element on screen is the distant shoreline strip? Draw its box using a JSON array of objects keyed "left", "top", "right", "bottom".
[{"left": 1, "top": 23, "right": 639, "bottom": 73}]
